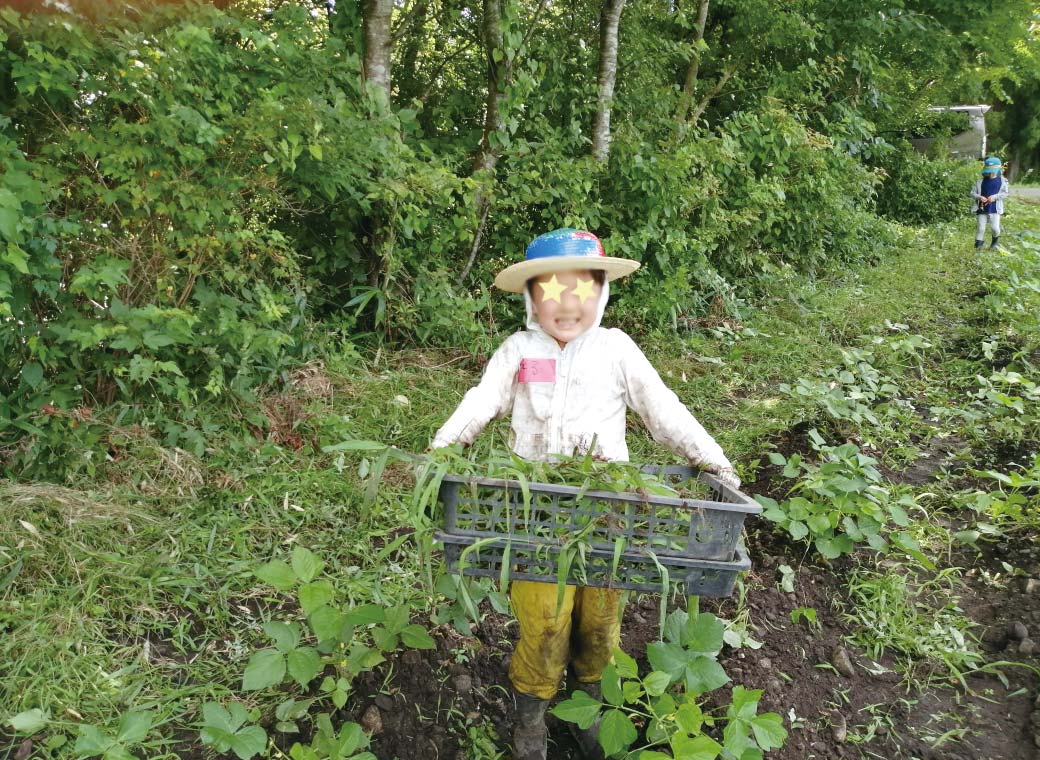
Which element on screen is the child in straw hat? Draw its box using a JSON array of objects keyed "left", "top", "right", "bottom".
[{"left": 432, "top": 228, "right": 738, "bottom": 760}]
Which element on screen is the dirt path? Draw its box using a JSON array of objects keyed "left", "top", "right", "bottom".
[{"left": 1013, "top": 186, "right": 1040, "bottom": 202}]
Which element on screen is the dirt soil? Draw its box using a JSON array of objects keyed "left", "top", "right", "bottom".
[{"left": 333, "top": 431, "right": 1040, "bottom": 760}]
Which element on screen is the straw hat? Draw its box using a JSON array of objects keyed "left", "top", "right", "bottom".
[{"left": 494, "top": 228, "right": 640, "bottom": 293}]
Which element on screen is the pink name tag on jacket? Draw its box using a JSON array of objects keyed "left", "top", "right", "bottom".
[{"left": 518, "top": 358, "right": 556, "bottom": 383}]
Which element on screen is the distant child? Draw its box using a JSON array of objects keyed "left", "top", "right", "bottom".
[
  {"left": 971, "top": 156, "right": 1010, "bottom": 250},
  {"left": 431, "top": 229, "right": 739, "bottom": 760}
]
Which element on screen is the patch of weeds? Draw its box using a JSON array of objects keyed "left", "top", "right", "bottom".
[{"left": 841, "top": 566, "right": 983, "bottom": 682}]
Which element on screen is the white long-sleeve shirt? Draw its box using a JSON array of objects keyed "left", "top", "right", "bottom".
[{"left": 432, "top": 324, "right": 734, "bottom": 474}]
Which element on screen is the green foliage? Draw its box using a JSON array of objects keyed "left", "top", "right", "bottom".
[
  {"left": 842, "top": 567, "right": 983, "bottom": 681},
  {"left": 875, "top": 145, "right": 979, "bottom": 224},
  {"left": 551, "top": 609, "right": 787, "bottom": 759},
  {"left": 199, "top": 702, "right": 268, "bottom": 760},
  {"left": 72, "top": 712, "right": 154, "bottom": 760},
  {"left": 249, "top": 545, "right": 436, "bottom": 702},
  {"left": 287, "top": 714, "right": 376, "bottom": 760},
  {"left": 756, "top": 429, "right": 931, "bottom": 564}
]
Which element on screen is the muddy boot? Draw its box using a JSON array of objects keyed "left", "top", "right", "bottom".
[
  {"left": 513, "top": 691, "right": 549, "bottom": 760},
  {"left": 568, "top": 682, "right": 606, "bottom": 760},
  {"left": 975, "top": 238, "right": 985, "bottom": 249},
  {"left": 990, "top": 235, "right": 1000, "bottom": 250}
]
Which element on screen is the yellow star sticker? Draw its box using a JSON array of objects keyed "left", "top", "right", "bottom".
[
  {"left": 537, "top": 274, "right": 567, "bottom": 303},
  {"left": 572, "top": 277, "right": 598, "bottom": 304}
]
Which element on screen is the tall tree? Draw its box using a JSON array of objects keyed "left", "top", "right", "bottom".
[
  {"left": 362, "top": 0, "right": 394, "bottom": 96},
  {"left": 676, "top": 0, "right": 710, "bottom": 123},
  {"left": 459, "top": 0, "right": 514, "bottom": 283},
  {"left": 591, "top": 0, "right": 626, "bottom": 162}
]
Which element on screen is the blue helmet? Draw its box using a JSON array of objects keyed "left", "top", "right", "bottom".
[{"left": 982, "top": 156, "right": 1003, "bottom": 176}]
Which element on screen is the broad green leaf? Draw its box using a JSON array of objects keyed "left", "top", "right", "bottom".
[
  {"left": 334, "top": 722, "right": 366, "bottom": 754},
  {"left": 298, "top": 580, "right": 334, "bottom": 615},
  {"left": 643, "top": 670, "right": 672, "bottom": 697},
  {"left": 814, "top": 536, "right": 844, "bottom": 559},
  {"left": 20, "top": 362, "right": 43, "bottom": 389},
  {"left": 343, "top": 603, "right": 386, "bottom": 626},
  {"left": 291, "top": 548, "right": 324, "bottom": 583},
  {"left": 787, "top": 520, "right": 809, "bottom": 540},
  {"left": 201, "top": 702, "right": 239, "bottom": 734},
  {"left": 750, "top": 712, "right": 787, "bottom": 750},
  {"left": 371, "top": 626, "right": 398, "bottom": 652},
  {"left": 599, "top": 709, "right": 638, "bottom": 757},
  {"left": 7, "top": 708, "right": 48, "bottom": 734},
  {"left": 636, "top": 753, "right": 673, "bottom": 760},
  {"left": 3, "top": 242, "right": 29, "bottom": 274},
  {"left": 383, "top": 605, "right": 411, "bottom": 634},
  {"left": 806, "top": 513, "right": 831, "bottom": 534},
  {"left": 345, "top": 644, "right": 384, "bottom": 674},
  {"left": 622, "top": 681, "right": 644, "bottom": 702},
  {"left": 684, "top": 656, "right": 729, "bottom": 695},
  {"left": 670, "top": 733, "right": 722, "bottom": 760},
  {"left": 663, "top": 609, "right": 689, "bottom": 644},
  {"left": 646, "top": 641, "right": 687, "bottom": 678},
  {"left": 242, "top": 649, "right": 285, "bottom": 691},
  {"left": 600, "top": 664, "right": 623, "bottom": 706},
  {"left": 116, "top": 712, "right": 152, "bottom": 744},
  {"left": 729, "top": 686, "right": 761, "bottom": 721},
  {"left": 74, "top": 725, "right": 116, "bottom": 755},
  {"left": 228, "top": 725, "right": 267, "bottom": 760},
  {"left": 400, "top": 624, "right": 436, "bottom": 649},
  {"left": 676, "top": 702, "right": 704, "bottom": 734},
  {"left": 612, "top": 648, "right": 639, "bottom": 679},
  {"left": 287, "top": 647, "right": 322, "bottom": 687},
  {"left": 264, "top": 621, "right": 301, "bottom": 653},
  {"left": 255, "top": 560, "right": 296, "bottom": 591},
  {"left": 723, "top": 717, "right": 751, "bottom": 757},
  {"left": 683, "top": 613, "right": 725, "bottom": 653},
  {"left": 309, "top": 606, "right": 348, "bottom": 644},
  {"left": 550, "top": 692, "right": 601, "bottom": 729}
]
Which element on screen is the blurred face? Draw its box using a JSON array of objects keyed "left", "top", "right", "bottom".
[{"left": 530, "top": 268, "right": 602, "bottom": 347}]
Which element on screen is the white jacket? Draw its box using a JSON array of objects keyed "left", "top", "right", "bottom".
[{"left": 432, "top": 284, "right": 734, "bottom": 476}]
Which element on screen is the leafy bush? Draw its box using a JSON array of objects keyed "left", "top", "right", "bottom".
[{"left": 875, "top": 145, "right": 979, "bottom": 224}]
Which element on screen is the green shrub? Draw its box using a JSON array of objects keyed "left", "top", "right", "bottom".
[{"left": 875, "top": 145, "right": 979, "bottom": 224}]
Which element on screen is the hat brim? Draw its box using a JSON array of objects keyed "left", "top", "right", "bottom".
[{"left": 494, "top": 256, "right": 640, "bottom": 293}]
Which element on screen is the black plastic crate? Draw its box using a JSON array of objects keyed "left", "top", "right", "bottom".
[
  {"left": 438, "top": 465, "right": 759, "bottom": 562},
  {"left": 436, "top": 531, "right": 751, "bottom": 597}
]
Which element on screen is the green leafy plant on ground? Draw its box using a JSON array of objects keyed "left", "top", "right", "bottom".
[
  {"left": 552, "top": 608, "right": 787, "bottom": 759},
  {"left": 756, "top": 430, "right": 931, "bottom": 563}
]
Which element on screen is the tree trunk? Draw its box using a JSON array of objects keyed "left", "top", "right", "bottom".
[
  {"left": 688, "top": 67, "right": 734, "bottom": 125},
  {"left": 591, "top": 0, "right": 626, "bottom": 163},
  {"left": 677, "top": 0, "right": 710, "bottom": 122},
  {"left": 362, "top": 0, "right": 394, "bottom": 97},
  {"left": 459, "top": 0, "right": 512, "bottom": 284}
]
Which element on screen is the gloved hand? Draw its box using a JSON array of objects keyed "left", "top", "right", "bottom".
[{"left": 714, "top": 467, "right": 741, "bottom": 490}]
